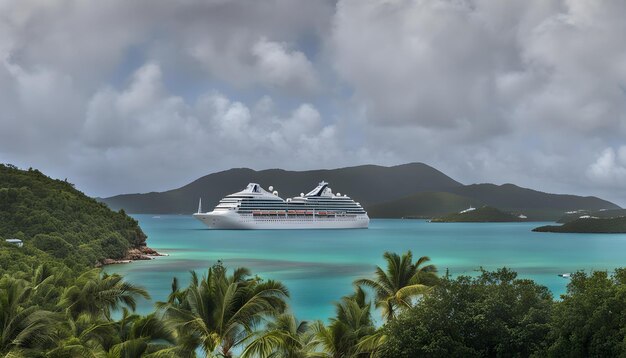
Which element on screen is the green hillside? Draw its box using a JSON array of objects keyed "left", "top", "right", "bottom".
[
  {"left": 0, "top": 164, "right": 147, "bottom": 273},
  {"left": 533, "top": 216, "right": 626, "bottom": 233},
  {"left": 431, "top": 206, "right": 527, "bottom": 222},
  {"left": 368, "top": 192, "right": 484, "bottom": 218}
]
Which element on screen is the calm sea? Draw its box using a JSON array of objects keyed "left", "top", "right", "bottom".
[{"left": 104, "top": 215, "right": 626, "bottom": 321}]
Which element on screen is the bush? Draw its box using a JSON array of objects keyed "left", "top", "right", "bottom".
[
  {"left": 97, "top": 234, "right": 130, "bottom": 260},
  {"left": 380, "top": 268, "right": 554, "bottom": 357},
  {"left": 547, "top": 269, "right": 626, "bottom": 357},
  {"left": 32, "top": 234, "right": 72, "bottom": 259}
]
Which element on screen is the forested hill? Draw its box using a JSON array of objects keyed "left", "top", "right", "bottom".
[{"left": 0, "top": 164, "right": 147, "bottom": 273}]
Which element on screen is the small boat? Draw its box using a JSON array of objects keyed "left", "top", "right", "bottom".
[{"left": 558, "top": 273, "right": 571, "bottom": 278}]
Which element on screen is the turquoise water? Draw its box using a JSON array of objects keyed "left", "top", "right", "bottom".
[{"left": 105, "top": 215, "right": 626, "bottom": 321}]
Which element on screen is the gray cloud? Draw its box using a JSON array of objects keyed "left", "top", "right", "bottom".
[
  {"left": 331, "top": 0, "right": 626, "bottom": 204},
  {"left": 0, "top": 0, "right": 625, "bottom": 206}
]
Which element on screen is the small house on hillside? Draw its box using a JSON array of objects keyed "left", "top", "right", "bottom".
[{"left": 5, "top": 239, "right": 23, "bottom": 248}]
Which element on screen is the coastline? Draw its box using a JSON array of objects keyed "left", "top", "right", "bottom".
[{"left": 96, "top": 245, "right": 168, "bottom": 266}]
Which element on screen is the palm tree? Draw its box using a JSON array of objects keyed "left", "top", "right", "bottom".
[
  {"left": 46, "top": 314, "right": 114, "bottom": 358},
  {"left": 104, "top": 309, "right": 180, "bottom": 357},
  {"left": 48, "top": 310, "right": 181, "bottom": 358},
  {"left": 309, "top": 287, "right": 376, "bottom": 358},
  {"left": 355, "top": 251, "right": 437, "bottom": 321},
  {"left": 0, "top": 275, "right": 57, "bottom": 355},
  {"left": 59, "top": 269, "right": 150, "bottom": 320},
  {"left": 241, "top": 313, "right": 313, "bottom": 358},
  {"left": 161, "top": 262, "right": 289, "bottom": 357},
  {"left": 21, "top": 264, "right": 66, "bottom": 310}
]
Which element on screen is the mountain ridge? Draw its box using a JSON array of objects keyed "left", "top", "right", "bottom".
[
  {"left": 101, "top": 163, "right": 463, "bottom": 214},
  {"left": 99, "top": 163, "right": 620, "bottom": 219}
]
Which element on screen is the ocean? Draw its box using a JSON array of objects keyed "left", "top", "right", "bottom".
[{"left": 104, "top": 215, "right": 626, "bottom": 321}]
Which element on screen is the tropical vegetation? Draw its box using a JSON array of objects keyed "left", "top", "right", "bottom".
[
  {"left": 2, "top": 251, "right": 626, "bottom": 357},
  {"left": 3, "top": 164, "right": 626, "bottom": 357},
  {"left": 0, "top": 163, "right": 147, "bottom": 274}
]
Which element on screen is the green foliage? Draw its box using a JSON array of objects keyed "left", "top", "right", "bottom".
[
  {"left": 547, "top": 269, "right": 626, "bottom": 357},
  {"left": 379, "top": 268, "right": 554, "bottom": 357},
  {"left": 241, "top": 314, "right": 313, "bottom": 358},
  {"left": 159, "top": 261, "right": 290, "bottom": 357},
  {"left": 32, "top": 234, "right": 72, "bottom": 259},
  {"left": 0, "top": 263, "right": 158, "bottom": 357},
  {"left": 96, "top": 233, "right": 131, "bottom": 260},
  {"left": 60, "top": 269, "right": 150, "bottom": 320},
  {"left": 0, "top": 164, "right": 147, "bottom": 274},
  {"left": 310, "top": 287, "right": 377, "bottom": 358},
  {"left": 355, "top": 251, "right": 438, "bottom": 321},
  {"left": 0, "top": 274, "right": 58, "bottom": 355}
]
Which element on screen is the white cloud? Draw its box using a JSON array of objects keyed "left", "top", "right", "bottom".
[
  {"left": 83, "top": 63, "right": 195, "bottom": 148},
  {"left": 252, "top": 38, "right": 319, "bottom": 93},
  {"left": 73, "top": 62, "right": 341, "bottom": 194},
  {"left": 587, "top": 147, "right": 626, "bottom": 187}
]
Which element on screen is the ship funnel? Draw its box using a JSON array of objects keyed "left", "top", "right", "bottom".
[{"left": 197, "top": 198, "right": 202, "bottom": 214}]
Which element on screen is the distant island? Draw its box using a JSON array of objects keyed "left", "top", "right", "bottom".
[
  {"left": 556, "top": 209, "right": 626, "bottom": 223},
  {"left": 431, "top": 206, "right": 528, "bottom": 223},
  {"left": 99, "top": 163, "right": 619, "bottom": 221},
  {"left": 533, "top": 216, "right": 626, "bottom": 233}
]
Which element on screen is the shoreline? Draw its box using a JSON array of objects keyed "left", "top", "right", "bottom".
[{"left": 97, "top": 245, "right": 168, "bottom": 266}]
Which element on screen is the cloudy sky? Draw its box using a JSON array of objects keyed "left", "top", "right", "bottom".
[{"left": 1, "top": 0, "right": 625, "bottom": 205}]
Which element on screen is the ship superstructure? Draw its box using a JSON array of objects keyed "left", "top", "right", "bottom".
[{"left": 193, "top": 181, "right": 369, "bottom": 229}]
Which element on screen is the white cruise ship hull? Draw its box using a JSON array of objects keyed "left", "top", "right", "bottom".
[{"left": 193, "top": 211, "right": 369, "bottom": 230}]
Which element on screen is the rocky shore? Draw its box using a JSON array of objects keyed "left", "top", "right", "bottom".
[{"left": 97, "top": 245, "right": 168, "bottom": 266}]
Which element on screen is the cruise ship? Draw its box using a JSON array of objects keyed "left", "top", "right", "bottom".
[{"left": 193, "top": 181, "right": 369, "bottom": 229}]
